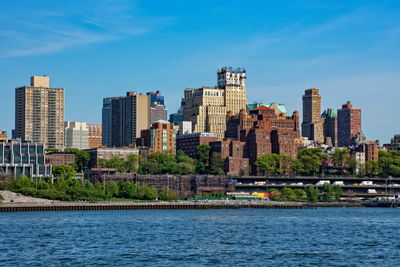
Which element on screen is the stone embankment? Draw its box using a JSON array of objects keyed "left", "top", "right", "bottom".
[{"left": 0, "top": 190, "right": 363, "bottom": 212}]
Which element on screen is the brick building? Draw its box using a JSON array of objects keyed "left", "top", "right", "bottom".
[
  {"left": 176, "top": 132, "right": 218, "bottom": 158},
  {"left": 364, "top": 140, "right": 379, "bottom": 161},
  {"left": 88, "top": 124, "right": 102, "bottom": 149},
  {"left": 45, "top": 152, "right": 76, "bottom": 166},
  {"left": 139, "top": 120, "right": 175, "bottom": 155},
  {"left": 210, "top": 138, "right": 249, "bottom": 175},
  {"left": 86, "top": 147, "right": 140, "bottom": 168},
  {"left": 225, "top": 106, "right": 300, "bottom": 174},
  {"left": 337, "top": 101, "right": 361, "bottom": 147}
]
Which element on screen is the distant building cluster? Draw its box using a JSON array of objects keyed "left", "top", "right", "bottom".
[{"left": 1, "top": 68, "right": 397, "bottom": 178}]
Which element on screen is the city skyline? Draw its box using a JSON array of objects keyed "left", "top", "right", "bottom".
[{"left": 0, "top": 0, "right": 399, "bottom": 143}]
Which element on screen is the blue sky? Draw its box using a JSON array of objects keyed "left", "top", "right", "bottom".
[{"left": 0, "top": 0, "right": 399, "bottom": 143}]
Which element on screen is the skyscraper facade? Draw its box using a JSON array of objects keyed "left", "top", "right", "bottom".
[
  {"left": 111, "top": 92, "right": 150, "bottom": 147},
  {"left": 15, "top": 76, "right": 64, "bottom": 149},
  {"left": 321, "top": 108, "right": 338, "bottom": 147},
  {"left": 301, "top": 88, "right": 324, "bottom": 143},
  {"left": 337, "top": 101, "right": 361, "bottom": 147},
  {"left": 183, "top": 67, "right": 247, "bottom": 139},
  {"left": 147, "top": 91, "right": 168, "bottom": 124},
  {"left": 102, "top": 97, "right": 121, "bottom": 147}
]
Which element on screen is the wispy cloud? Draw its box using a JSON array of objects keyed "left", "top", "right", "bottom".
[{"left": 0, "top": 1, "right": 174, "bottom": 58}]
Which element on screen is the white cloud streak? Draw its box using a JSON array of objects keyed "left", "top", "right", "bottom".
[{"left": 0, "top": 1, "right": 174, "bottom": 58}]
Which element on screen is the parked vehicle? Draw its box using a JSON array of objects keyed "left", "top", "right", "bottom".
[
  {"left": 361, "top": 181, "right": 373, "bottom": 186},
  {"left": 316, "top": 180, "right": 330, "bottom": 186}
]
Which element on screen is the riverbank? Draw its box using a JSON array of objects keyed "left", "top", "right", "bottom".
[{"left": 0, "top": 191, "right": 364, "bottom": 212}]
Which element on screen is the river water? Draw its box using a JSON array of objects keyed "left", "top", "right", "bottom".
[{"left": 0, "top": 208, "right": 398, "bottom": 266}]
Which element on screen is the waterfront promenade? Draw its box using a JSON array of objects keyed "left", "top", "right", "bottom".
[{"left": 0, "top": 190, "right": 364, "bottom": 212}]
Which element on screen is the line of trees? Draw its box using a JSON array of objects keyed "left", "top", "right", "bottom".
[
  {"left": 268, "top": 184, "right": 342, "bottom": 202},
  {"left": 3, "top": 176, "right": 179, "bottom": 201},
  {"left": 256, "top": 148, "right": 400, "bottom": 177},
  {"left": 97, "top": 145, "right": 226, "bottom": 175}
]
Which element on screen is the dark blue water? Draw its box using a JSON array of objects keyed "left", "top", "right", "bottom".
[{"left": 0, "top": 208, "right": 398, "bottom": 266}]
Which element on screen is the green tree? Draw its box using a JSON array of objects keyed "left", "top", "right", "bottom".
[
  {"left": 124, "top": 154, "right": 141, "bottom": 173},
  {"left": 105, "top": 181, "right": 119, "bottom": 198},
  {"left": 298, "top": 148, "right": 326, "bottom": 176},
  {"left": 365, "top": 160, "right": 380, "bottom": 177},
  {"left": 209, "top": 152, "right": 225, "bottom": 175},
  {"left": 137, "top": 184, "right": 158, "bottom": 200},
  {"left": 281, "top": 187, "right": 297, "bottom": 201},
  {"left": 175, "top": 150, "right": 196, "bottom": 174},
  {"left": 105, "top": 156, "right": 126, "bottom": 172},
  {"left": 52, "top": 165, "right": 76, "bottom": 179},
  {"left": 279, "top": 155, "right": 295, "bottom": 175},
  {"left": 322, "top": 183, "right": 335, "bottom": 202},
  {"left": 195, "top": 144, "right": 211, "bottom": 174},
  {"left": 64, "top": 148, "right": 91, "bottom": 172},
  {"left": 255, "top": 154, "right": 281, "bottom": 175},
  {"left": 268, "top": 188, "right": 282, "bottom": 201},
  {"left": 346, "top": 157, "right": 358, "bottom": 176},
  {"left": 305, "top": 185, "right": 320, "bottom": 202},
  {"left": 158, "top": 186, "right": 179, "bottom": 200},
  {"left": 333, "top": 185, "right": 342, "bottom": 201},
  {"left": 293, "top": 189, "right": 307, "bottom": 200},
  {"left": 118, "top": 180, "right": 138, "bottom": 199}
]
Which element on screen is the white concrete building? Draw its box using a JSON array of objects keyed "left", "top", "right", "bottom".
[
  {"left": 179, "top": 121, "right": 192, "bottom": 135},
  {"left": 64, "top": 121, "right": 89, "bottom": 149}
]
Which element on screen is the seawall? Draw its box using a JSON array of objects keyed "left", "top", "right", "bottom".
[{"left": 0, "top": 200, "right": 364, "bottom": 212}]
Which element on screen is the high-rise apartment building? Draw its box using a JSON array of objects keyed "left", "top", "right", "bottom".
[
  {"left": 321, "top": 108, "right": 337, "bottom": 147},
  {"left": 111, "top": 92, "right": 150, "bottom": 147},
  {"left": 64, "top": 121, "right": 89, "bottom": 149},
  {"left": 183, "top": 67, "right": 247, "bottom": 139},
  {"left": 102, "top": 97, "right": 121, "bottom": 147},
  {"left": 15, "top": 76, "right": 64, "bottom": 149},
  {"left": 139, "top": 120, "right": 175, "bottom": 155},
  {"left": 337, "top": 101, "right": 361, "bottom": 147},
  {"left": 301, "top": 88, "right": 324, "bottom": 143}
]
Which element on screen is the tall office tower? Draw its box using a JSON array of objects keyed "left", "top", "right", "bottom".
[
  {"left": 102, "top": 97, "right": 121, "bottom": 147},
  {"left": 183, "top": 67, "right": 247, "bottom": 139},
  {"left": 169, "top": 98, "right": 185, "bottom": 125},
  {"left": 146, "top": 90, "right": 164, "bottom": 106},
  {"left": 337, "top": 101, "right": 361, "bottom": 147},
  {"left": 321, "top": 108, "right": 338, "bottom": 147},
  {"left": 301, "top": 88, "right": 324, "bottom": 143},
  {"left": 64, "top": 121, "right": 89, "bottom": 149},
  {"left": 147, "top": 91, "right": 168, "bottom": 123},
  {"left": 15, "top": 76, "right": 64, "bottom": 149},
  {"left": 111, "top": 92, "right": 150, "bottom": 147}
]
